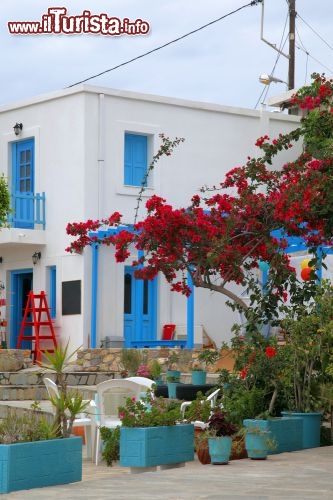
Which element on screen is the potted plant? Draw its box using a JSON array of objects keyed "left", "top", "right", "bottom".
[
  {"left": 166, "top": 374, "right": 180, "bottom": 399},
  {"left": 118, "top": 393, "right": 194, "bottom": 469},
  {"left": 191, "top": 363, "right": 207, "bottom": 385},
  {"left": 204, "top": 409, "right": 238, "bottom": 465},
  {"left": 279, "top": 280, "right": 333, "bottom": 448},
  {"left": 0, "top": 343, "right": 89, "bottom": 493},
  {"left": 147, "top": 359, "right": 163, "bottom": 385},
  {"left": 242, "top": 420, "right": 277, "bottom": 460},
  {"left": 166, "top": 350, "right": 181, "bottom": 382},
  {"left": 192, "top": 349, "right": 219, "bottom": 385},
  {"left": 119, "top": 348, "right": 142, "bottom": 377},
  {"left": 220, "top": 332, "right": 306, "bottom": 454}
]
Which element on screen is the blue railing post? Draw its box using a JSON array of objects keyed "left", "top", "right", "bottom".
[
  {"left": 90, "top": 244, "right": 99, "bottom": 348},
  {"left": 186, "top": 271, "right": 194, "bottom": 349}
]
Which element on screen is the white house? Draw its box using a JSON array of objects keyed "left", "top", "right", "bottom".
[{"left": 0, "top": 85, "right": 302, "bottom": 354}]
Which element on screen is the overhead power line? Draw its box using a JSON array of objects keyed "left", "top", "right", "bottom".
[
  {"left": 296, "top": 43, "right": 333, "bottom": 75},
  {"left": 297, "top": 13, "right": 333, "bottom": 52},
  {"left": 67, "top": 0, "right": 263, "bottom": 88}
]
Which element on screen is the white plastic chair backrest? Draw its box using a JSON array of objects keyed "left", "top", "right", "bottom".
[
  {"left": 43, "top": 377, "right": 60, "bottom": 400},
  {"left": 206, "top": 388, "right": 220, "bottom": 408},
  {"left": 180, "top": 388, "right": 221, "bottom": 419},
  {"left": 44, "top": 377, "right": 93, "bottom": 420},
  {"left": 96, "top": 379, "right": 143, "bottom": 427},
  {"left": 125, "top": 376, "right": 155, "bottom": 391}
]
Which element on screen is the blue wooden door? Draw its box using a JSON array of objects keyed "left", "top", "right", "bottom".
[
  {"left": 10, "top": 270, "right": 33, "bottom": 348},
  {"left": 12, "top": 139, "right": 34, "bottom": 228},
  {"left": 123, "top": 267, "right": 156, "bottom": 347}
]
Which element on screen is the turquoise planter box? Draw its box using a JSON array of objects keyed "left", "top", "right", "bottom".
[
  {"left": 0, "top": 437, "right": 82, "bottom": 493},
  {"left": 281, "top": 411, "right": 321, "bottom": 449},
  {"left": 243, "top": 418, "right": 303, "bottom": 454},
  {"left": 120, "top": 424, "right": 194, "bottom": 467}
]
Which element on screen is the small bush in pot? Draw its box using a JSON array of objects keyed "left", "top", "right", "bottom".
[
  {"left": 205, "top": 409, "right": 238, "bottom": 465},
  {"left": 119, "top": 393, "right": 182, "bottom": 427}
]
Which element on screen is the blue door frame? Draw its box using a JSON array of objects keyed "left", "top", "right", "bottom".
[
  {"left": 89, "top": 228, "right": 195, "bottom": 349},
  {"left": 10, "top": 269, "right": 33, "bottom": 348},
  {"left": 123, "top": 266, "right": 157, "bottom": 348}
]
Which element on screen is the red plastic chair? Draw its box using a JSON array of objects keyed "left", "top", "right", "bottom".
[{"left": 162, "top": 324, "right": 176, "bottom": 340}]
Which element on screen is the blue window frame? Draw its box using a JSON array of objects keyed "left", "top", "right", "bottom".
[
  {"left": 48, "top": 266, "right": 56, "bottom": 319},
  {"left": 124, "top": 133, "right": 148, "bottom": 186}
]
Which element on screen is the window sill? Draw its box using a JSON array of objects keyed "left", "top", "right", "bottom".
[{"left": 116, "top": 185, "right": 154, "bottom": 197}]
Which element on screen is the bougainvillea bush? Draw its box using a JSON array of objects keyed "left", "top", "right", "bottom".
[{"left": 66, "top": 73, "right": 333, "bottom": 332}]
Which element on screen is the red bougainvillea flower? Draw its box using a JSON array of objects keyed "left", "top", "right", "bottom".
[
  {"left": 240, "top": 368, "right": 247, "bottom": 379},
  {"left": 265, "top": 347, "right": 277, "bottom": 359}
]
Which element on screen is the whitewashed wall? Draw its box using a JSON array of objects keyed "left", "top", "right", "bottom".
[{"left": 0, "top": 86, "right": 302, "bottom": 351}]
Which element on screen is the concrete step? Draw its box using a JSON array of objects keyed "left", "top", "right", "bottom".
[{"left": 0, "top": 370, "right": 115, "bottom": 400}]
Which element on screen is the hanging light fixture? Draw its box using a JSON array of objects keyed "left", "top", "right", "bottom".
[
  {"left": 13, "top": 123, "right": 23, "bottom": 136},
  {"left": 32, "top": 251, "right": 41, "bottom": 265}
]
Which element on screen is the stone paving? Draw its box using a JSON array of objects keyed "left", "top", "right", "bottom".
[{"left": 1, "top": 446, "right": 333, "bottom": 499}]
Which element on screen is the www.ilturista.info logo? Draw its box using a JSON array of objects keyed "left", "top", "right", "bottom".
[{"left": 8, "top": 7, "right": 150, "bottom": 36}]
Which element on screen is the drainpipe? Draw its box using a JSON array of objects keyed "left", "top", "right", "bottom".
[{"left": 98, "top": 94, "right": 105, "bottom": 219}]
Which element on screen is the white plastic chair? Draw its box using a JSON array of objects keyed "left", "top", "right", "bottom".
[
  {"left": 43, "top": 377, "right": 95, "bottom": 459},
  {"left": 180, "top": 388, "right": 221, "bottom": 429},
  {"left": 125, "top": 376, "right": 155, "bottom": 391},
  {"left": 94, "top": 378, "right": 144, "bottom": 465}
]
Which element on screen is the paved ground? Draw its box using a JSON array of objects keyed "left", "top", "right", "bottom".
[{"left": 2, "top": 446, "right": 333, "bottom": 499}]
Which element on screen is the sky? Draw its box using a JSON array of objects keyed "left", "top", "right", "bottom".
[{"left": 1, "top": 0, "right": 333, "bottom": 110}]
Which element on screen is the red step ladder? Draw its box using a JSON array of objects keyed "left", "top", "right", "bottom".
[{"left": 16, "top": 291, "right": 58, "bottom": 363}]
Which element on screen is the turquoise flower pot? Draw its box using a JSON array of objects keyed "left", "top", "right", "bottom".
[
  {"left": 208, "top": 436, "right": 232, "bottom": 465},
  {"left": 191, "top": 370, "right": 207, "bottom": 385},
  {"left": 166, "top": 370, "right": 180, "bottom": 382},
  {"left": 167, "top": 382, "right": 178, "bottom": 399}
]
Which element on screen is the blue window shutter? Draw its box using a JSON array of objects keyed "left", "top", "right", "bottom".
[{"left": 124, "top": 134, "right": 147, "bottom": 186}]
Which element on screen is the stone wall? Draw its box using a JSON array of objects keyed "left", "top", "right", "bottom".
[
  {"left": 0, "top": 350, "right": 33, "bottom": 372},
  {"left": 70, "top": 348, "right": 219, "bottom": 374}
]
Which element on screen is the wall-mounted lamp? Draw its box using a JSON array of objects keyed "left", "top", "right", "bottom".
[
  {"left": 13, "top": 123, "right": 23, "bottom": 136},
  {"left": 32, "top": 251, "right": 41, "bottom": 265},
  {"left": 259, "top": 74, "right": 287, "bottom": 86}
]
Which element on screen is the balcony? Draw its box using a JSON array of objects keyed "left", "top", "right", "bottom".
[{"left": 0, "top": 193, "right": 46, "bottom": 247}]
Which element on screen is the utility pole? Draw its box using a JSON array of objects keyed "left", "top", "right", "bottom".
[{"left": 288, "top": 0, "right": 296, "bottom": 90}]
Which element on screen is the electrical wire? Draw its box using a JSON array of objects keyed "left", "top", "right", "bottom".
[
  {"left": 295, "top": 24, "right": 309, "bottom": 84},
  {"left": 296, "top": 43, "right": 333, "bottom": 75},
  {"left": 297, "top": 14, "right": 333, "bottom": 52},
  {"left": 67, "top": 0, "right": 263, "bottom": 88}
]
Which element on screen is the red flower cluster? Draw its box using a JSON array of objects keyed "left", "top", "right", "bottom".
[{"left": 265, "top": 347, "right": 277, "bottom": 359}]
